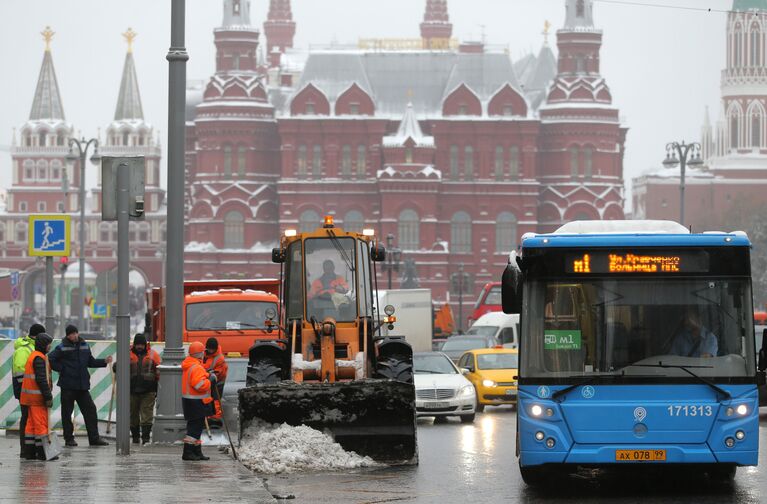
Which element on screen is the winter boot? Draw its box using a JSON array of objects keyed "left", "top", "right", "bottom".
[
  {"left": 141, "top": 425, "right": 152, "bottom": 445},
  {"left": 131, "top": 427, "right": 140, "bottom": 444},
  {"left": 194, "top": 444, "right": 210, "bottom": 461},
  {"left": 22, "top": 443, "right": 37, "bottom": 461},
  {"left": 35, "top": 445, "right": 46, "bottom": 461},
  {"left": 182, "top": 443, "right": 201, "bottom": 461}
]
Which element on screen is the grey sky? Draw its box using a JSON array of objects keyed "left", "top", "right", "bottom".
[{"left": 0, "top": 0, "right": 731, "bottom": 211}]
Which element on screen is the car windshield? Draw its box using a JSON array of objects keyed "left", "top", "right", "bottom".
[
  {"left": 478, "top": 353, "right": 519, "bottom": 370},
  {"left": 466, "top": 325, "right": 498, "bottom": 338},
  {"left": 484, "top": 286, "right": 502, "bottom": 305},
  {"left": 441, "top": 337, "right": 489, "bottom": 352},
  {"left": 414, "top": 353, "right": 457, "bottom": 374},
  {"left": 186, "top": 301, "right": 277, "bottom": 331},
  {"left": 522, "top": 278, "right": 755, "bottom": 379},
  {"left": 305, "top": 237, "right": 357, "bottom": 322}
]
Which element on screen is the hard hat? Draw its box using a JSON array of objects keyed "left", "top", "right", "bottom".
[{"left": 189, "top": 341, "right": 205, "bottom": 359}]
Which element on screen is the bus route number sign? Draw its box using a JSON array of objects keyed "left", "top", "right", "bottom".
[
  {"left": 544, "top": 330, "right": 582, "bottom": 351},
  {"left": 566, "top": 251, "right": 709, "bottom": 274}
]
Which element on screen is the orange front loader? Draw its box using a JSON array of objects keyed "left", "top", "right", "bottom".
[{"left": 238, "top": 218, "right": 417, "bottom": 464}]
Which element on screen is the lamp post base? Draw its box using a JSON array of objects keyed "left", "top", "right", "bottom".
[{"left": 153, "top": 358, "right": 187, "bottom": 442}]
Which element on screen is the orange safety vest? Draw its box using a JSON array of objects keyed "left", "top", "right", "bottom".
[
  {"left": 181, "top": 357, "right": 213, "bottom": 404},
  {"left": 310, "top": 275, "right": 349, "bottom": 298},
  {"left": 20, "top": 351, "right": 47, "bottom": 406},
  {"left": 203, "top": 350, "right": 228, "bottom": 384}
]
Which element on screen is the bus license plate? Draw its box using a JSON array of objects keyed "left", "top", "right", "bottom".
[{"left": 615, "top": 449, "right": 666, "bottom": 462}]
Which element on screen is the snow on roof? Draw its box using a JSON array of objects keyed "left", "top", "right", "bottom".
[
  {"left": 553, "top": 220, "right": 690, "bottom": 235},
  {"left": 184, "top": 241, "right": 278, "bottom": 253},
  {"left": 382, "top": 102, "right": 435, "bottom": 147}
]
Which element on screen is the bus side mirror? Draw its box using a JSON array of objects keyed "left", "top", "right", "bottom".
[
  {"left": 758, "top": 329, "right": 767, "bottom": 372},
  {"left": 501, "top": 253, "right": 523, "bottom": 315},
  {"left": 272, "top": 248, "right": 285, "bottom": 264},
  {"left": 372, "top": 245, "right": 386, "bottom": 262}
]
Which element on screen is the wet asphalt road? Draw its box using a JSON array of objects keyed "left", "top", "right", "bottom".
[{"left": 262, "top": 407, "right": 767, "bottom": 504}]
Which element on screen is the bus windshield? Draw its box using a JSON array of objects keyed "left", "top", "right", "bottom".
[{"left": 521, "top": 278, "right": 755, "bottom": 379}]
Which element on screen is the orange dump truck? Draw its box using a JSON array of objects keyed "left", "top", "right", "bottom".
[{"left": 147, "top": 279, "right": 281, "bottom": 355}]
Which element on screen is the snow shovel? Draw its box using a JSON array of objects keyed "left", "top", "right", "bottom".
[
  {"left": 204, "top": 417, "right": 213, "bottom": 441},
  {"left": 42, "top": 361, "right": 61, "bottom": 461},
  {"left": 213, "top": 385, "right": 237, "bottom": 460},
  {"left": 106, "top": 363, "right": 116, "bottom": 434}
]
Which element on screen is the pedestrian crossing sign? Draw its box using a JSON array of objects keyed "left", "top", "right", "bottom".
[{"left": 28, "top": 215, "right": 71, "bottom": 257}]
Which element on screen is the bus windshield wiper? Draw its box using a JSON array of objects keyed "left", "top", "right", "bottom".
[
  {"left": 551, "top": 375, "right": 601, "bottom": 402},
  {"left": 627, "top": 362, "right": 731, "bottom": 401}
]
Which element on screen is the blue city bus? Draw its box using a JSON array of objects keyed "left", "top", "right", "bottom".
[{"left": 502, "top": 221, "right": 767, "bottom": 485}]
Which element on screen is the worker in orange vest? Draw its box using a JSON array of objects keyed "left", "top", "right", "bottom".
[
  {"left": 203, "top": 337, "right": 228, "bottom": 428},
  {"left": 181, "top": 341, "right": 216, "bottom": 461},
  {"left": 20, "top": 333, "right": 55, "bottom": 461}
]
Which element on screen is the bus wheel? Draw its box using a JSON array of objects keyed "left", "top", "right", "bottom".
[{"left": 519, "top": 463, "right": 549, "bottom": 486}]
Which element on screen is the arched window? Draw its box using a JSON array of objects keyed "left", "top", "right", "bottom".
[
  {"left": 496, "top": 212, "right": 518, "bottom": 253},
  {"left": 233, "top": 0, "right": 240, "bottom": 15},
  {"left": 752, "top": 113, "right": 762, "bottom": 148},
  {"left": 160, "top": 223, "right": 167, "bottom": 242},
  {"left": 100, "top": 223, "right": 110, "bottom": 242},
  {"left": 111, "top": 223, "right": 118, "bottom": 243},
  {"left": 299, "top": 210, "right": 321, "bottom": 234},
  {"left": 735, "top": 24, "right": 743, "bottom": 67},
  {"left": 570, "top": 147, "right": 579, "bottom": 176},
  {"left": 224, "top": 211, "right": 245, "bottom": 249},
  {"left": 450, "top": 211, "right": 472, "bottom": 254},
  {"left": 731, "top": 115, "right": 740, "bottom": 150},
  {"left": 56, "top": 134, "right": 65, "bottom": 146},
  {"left": 405, "top": 147, "right": 413, "bottom": 164},
  {"left": 38, "top": 131, "right": 46, "bottom": 147},
  {"left": 343, "top": 210, "right": 364, "bottom": 233},
  {"left": 138, "top": 222, "right": 150, "bottom": 243},
  {"left": 129, "top": 222, "right": 138, "bottom": 242},
  {"left": 356, "top": 145, "right": 367, "bottom": 177},
  {"left": 341, "top": 145, "right": 352, "bottom": 177},
  {"left": 312, "top": 145, "right": 322, "bottom": 177},
  {"left": 36, "top": 160, "right": 48, "bottom": 181},
  {"left": 237, "top": 145, "right": 247, "bottom": 176},
  {"left": 123, "top": 132, "right": 130, "bottom": 146},
  {"left": 509, "top": 146, "right": 520, "bottom": 180},
  {"left": 583, "top": 147, "right": 593, "bottom": 178},
  {"left": 16, "top": 222, "right": 27, "bottom": 243},
  {"left": 464, "top": 146, "right": 474, "bottom": 180},
  {"left": 573, "top": 212, "right": 591, "bottom": 221},
  {"left": 494, "top": 146, "right": 504, "bottom": 181},
  {"left": 398, "top": 209, "right": 420, "bottom": 251},
  {"left": 223, "top": 144, "right": 232, "bottom": 176},
  {"left": 0, "top": 223, "right": 4, "bottom": 243},
  {"left": 450, "top": 145, "right": 459, "bottom": 179},
  {"left": 50, "top": 159, "right": 62, "bottom": 180},
  {"left": 750, "top": 23, "right": 761, "bottom": 67},
  {"left": 23, "top": 160, "right": 34, "bottom": 181},
  {"left": 576, "top": 0, "right": 585, "bottom": 17},
  {"left": 297, "top": 145, "right": 307, "bottom": 178}
]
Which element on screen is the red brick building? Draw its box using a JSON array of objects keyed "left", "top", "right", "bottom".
[
  {"left": 633, "top": 0, "right": 767, "bottom": 230},
  {"left": 184, "top": 0, "right": 627, "bottom": 328}
]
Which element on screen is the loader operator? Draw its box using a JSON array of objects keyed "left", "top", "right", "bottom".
[
  {"left": 181, "top": 341, "right": 216, "bottom": 461},
  {"left": 309, "top": 260, "right": 350, "bottom": 300}
]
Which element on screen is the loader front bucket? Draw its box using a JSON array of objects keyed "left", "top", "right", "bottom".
[{"left": 238, "top": 380, "right": 417, "bottom": 464}]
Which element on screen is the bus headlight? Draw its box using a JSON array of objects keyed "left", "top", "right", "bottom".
[
  {"left": 482, "top": 379, "right": 496, "bottom": 388},
  {"left": 531, "top": 404, "right": 543, "bottom": 417},
  {"left": 735, "top": 430, "right": 745, "bottom": 441},
  {"left": 736, "top": 404, "right": 748, "bottom": 416}
]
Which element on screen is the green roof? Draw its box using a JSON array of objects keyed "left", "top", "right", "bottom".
[{"left": 733, "top": 0, "right": 767, "bottom": 11}]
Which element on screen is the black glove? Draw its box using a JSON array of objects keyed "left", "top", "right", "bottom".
[{"left": 209, "top": 372, "right": 217, "bottom": 383}]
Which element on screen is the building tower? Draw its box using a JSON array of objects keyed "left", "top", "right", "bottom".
[
  {"left": 7, "top": 27, "right": 75, "bottom": 310},
  {"left": 537, "top": 0, "right": 627, "bottom": 230},
  {"left": 420, "top": 0, "right": 452, "bottom": 49},
  {"left": 185, "top": 0, "right": 280, "bottom": 268},
  {"left": 264, "top": 0, "right": 296, "bottom": 68}
]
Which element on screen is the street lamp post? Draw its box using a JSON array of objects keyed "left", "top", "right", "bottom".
[
  {"left": 458, "top": 262, "right": 464, "bottom": 334},
  {"left": 66, "top": 138, "right": 101, "bottom": 329},
  {"left": 383, "top": 233, "right": 402, "bottom": 290},
  {"left": 662, "top": 141, "right": 704, "bottom": 226}
]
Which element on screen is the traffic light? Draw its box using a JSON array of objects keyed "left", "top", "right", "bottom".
[{"left": 59, "top": 256, "right": 69, "bottom": 274}]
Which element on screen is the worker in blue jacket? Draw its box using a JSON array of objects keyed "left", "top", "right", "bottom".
[{"left": 48, "top": 325, "right": 112, "bottom": 447}]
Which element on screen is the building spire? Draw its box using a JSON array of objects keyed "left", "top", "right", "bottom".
[
  {"left": 421, "top": 0, "right": 453, "bottom": 49},
  {"left": 264, "top": 0, "right": 296, "bottom": 67},
  {"left": 223, "top": 0, "right": 251, "bottom": 27},
  {"left": 114, "top": 29, "right": 144, "bottom": 121},
  {"left": 564, "top": 0, "right": 595, "bottom": 29},
  {"left": 29, "top": 26, "right": 65, "bottom": 121},
  {"left": 542, "top": 20, "right": 552, "bottom": 45}
]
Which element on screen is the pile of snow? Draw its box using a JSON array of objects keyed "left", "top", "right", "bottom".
[{"left": 238, "top": 421, "right": 379, "bottom": 474}]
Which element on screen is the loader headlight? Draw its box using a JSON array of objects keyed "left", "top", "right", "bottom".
[
  {"left": 459, "top": 385, "right": 475, "bottom": 397},
  {"left": 482, "top": 379, "right": 497, "bottom": 388}
]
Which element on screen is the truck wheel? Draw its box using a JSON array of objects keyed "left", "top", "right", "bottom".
[
  {"left": 373, "top": 355, "right": 413, "bottom": 384},
  {"left": 248, "top": 358, "right": 282, "bottom": 385}
]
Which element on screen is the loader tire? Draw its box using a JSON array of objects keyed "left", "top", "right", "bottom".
[
  {"left": 248, "top": 358, "right": 282, "bottom": 385},
  {"left": 373, "top": 355, "right": 413, "bottom": 384}
]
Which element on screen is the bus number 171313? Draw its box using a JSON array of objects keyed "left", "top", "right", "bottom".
[{"left": 667, "top": 405, "right": 713, "bottom": 417}]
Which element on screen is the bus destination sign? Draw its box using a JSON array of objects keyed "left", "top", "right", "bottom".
[{"left": 566, "top": 250, "right": 710, "bottom": 274}]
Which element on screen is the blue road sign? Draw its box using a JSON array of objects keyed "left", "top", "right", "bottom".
[
  {"left": 92, "top": 304, "right": 109, "bottom": 319},
  {"left": 28, "top": 215, "right": 71, "bottom": 257},
  {"left": 10, "top": 272, "right": 19, "bottom": 287}
]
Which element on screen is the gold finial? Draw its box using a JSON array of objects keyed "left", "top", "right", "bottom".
[
  {"left": 407, "top": 88, "right": 414, "bottom": 99},
  {"left": 543, "top": 20, "right": 552, "bottom": 45},
  {"left": 41, "top": 26, "right": 55, "bottom": 51},
  {"left": 122, "top": 28, "right": 137, "bottom": 53}
]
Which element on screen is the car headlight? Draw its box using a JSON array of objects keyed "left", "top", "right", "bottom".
[
  {"left": 459, "top": 385, "right": 475, "bottom": 397},
  {"left": 482, "top": 379, "right": 497, "bottom": 388}
]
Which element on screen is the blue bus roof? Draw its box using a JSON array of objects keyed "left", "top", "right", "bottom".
[{"left": 521, "top": 233, "right": 751, "bottom": 249}]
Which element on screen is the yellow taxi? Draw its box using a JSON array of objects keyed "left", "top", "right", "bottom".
[{"left": 457, "top": 348, "right": 518, "bottom": 412}]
